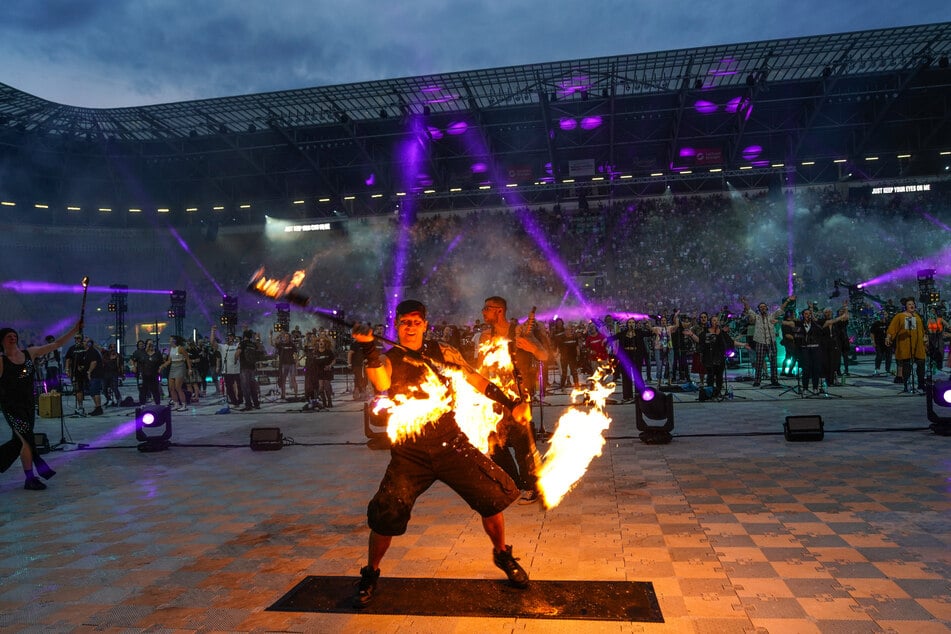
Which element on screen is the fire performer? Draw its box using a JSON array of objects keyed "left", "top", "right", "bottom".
[
  {"left": 351, "top": 299, "right": 531, "bottom": 608},
  {"left": 479, "top": 296, "right": 548, "bottom": 505},
  {"left": 1, "top": 320, "right": 83, "bottom": 489}
]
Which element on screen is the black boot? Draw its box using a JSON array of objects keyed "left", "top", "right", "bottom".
[
  {"left": 33, "top": 455, "right": 56, "bottom": 480},
  {"left": 352, "top": 566, "right": 380, "bottom": 608}
]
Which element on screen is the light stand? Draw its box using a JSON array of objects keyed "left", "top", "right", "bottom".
[
  {"left": 777, "top": 364, "right": 805, "bottom": 398},
  {"left": 917, "top": 269, "right": 939, "bottom": 306},
  {"left": 168, "top": 290, "right": 187, "bottom": 340},
  {"left": 50, "top": 390, "right": 78, "bottom": 451},
  {"left": 54, "top": 276, "right": 90, "bottom": 449},
  {"left": 220, "top": 295, "right": 238, "bottom": 337},
  {"left": 535, "top": 361, "right": 550, "bottom": 440},
  {"left": 108, "top": 284, "right": 128, "bottom": 348},
  {"left": 275, "top": 302, "right": 290, "bottom": 333}
]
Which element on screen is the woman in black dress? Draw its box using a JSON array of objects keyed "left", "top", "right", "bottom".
[{"left": 1, "top": 321, "right": 82, "bottom": 490}]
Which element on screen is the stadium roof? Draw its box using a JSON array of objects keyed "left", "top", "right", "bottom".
[{"left": 1, "top": 21, "right": 949, "bottom": 225}]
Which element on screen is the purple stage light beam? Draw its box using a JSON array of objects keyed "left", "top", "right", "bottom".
[
  {"left": 420, "top": 232, "right": 464, "bottom": 287},
  {"left": 1, "top": 280, "right": 170, "bottom": 295},
  {"left": 386, "top": 115, "right": 427, "bottom": 336},
  {"left": 784, "top": 167, "right": 796, "bottom": 296},
  {"left": 921, "top": 211, "right": 951, "bottom": 233},
  {"left": 861, "top": 245, "right": 951, "bottom": 287},
  {"left": 168, "top": 227, "right": 225, "bottom": 297}
]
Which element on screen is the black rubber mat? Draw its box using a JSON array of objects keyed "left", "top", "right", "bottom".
[{"left": 268, "top": 575, "right": 663, "bottom": 622}]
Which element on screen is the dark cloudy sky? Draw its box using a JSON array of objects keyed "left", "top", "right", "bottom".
[{"left": 1, "top": 1, "right": 947, "bottom": 108}]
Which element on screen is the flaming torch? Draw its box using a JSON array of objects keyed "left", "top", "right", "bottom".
[{"left": 79, "top": 276, "right": 90, "bottom": 338}]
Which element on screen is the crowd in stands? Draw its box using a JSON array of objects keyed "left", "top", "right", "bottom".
[{"left": 0, "top": 184, "right": 948, "bottom": 355}]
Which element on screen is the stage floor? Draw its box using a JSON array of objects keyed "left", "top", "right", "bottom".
[{"left": 2, "top": 361, "right": 950, "bottom": 633}]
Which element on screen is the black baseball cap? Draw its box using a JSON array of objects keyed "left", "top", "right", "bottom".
[{"left": 395, "top": 299, "right": 426, "bottom": 320}]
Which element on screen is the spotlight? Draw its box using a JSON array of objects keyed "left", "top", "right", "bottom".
[
  {"left": 635, "top": 389, "right": 674, "bottom": 444},
  {"left": 933, "top": 382, "right": 951, "bottom": 407},
  {"left": 926, "top": 379, "right": 951, "bottom": 435},
  {"left": 136, "top": 404, "right": 172, "bottom": 452}
]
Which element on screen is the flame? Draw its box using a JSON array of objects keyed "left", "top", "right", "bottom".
[
  {"left": 248, "top": 267, "right": 306, "bottom": 299},
  {"left": 449, "top": 370, "right": 503, "bottom": 453},
  {"left": 373, "top": 365, "right": 453, "bottom": 443},
  {"left": 477, "top": 339, "right": 521, "bottom": 400},
  {"left": 447, "top": 338, "right": 523, "bottom": 452},
  {"left": 537, "top": 366, "right": 615, "bottom": 509}
]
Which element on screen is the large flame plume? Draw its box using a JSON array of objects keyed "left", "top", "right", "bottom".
[
  {"left": 248, "top": 267, "right": 306, "bottom": 299},
  {"left": 537, "top": 366, "right": 615, "bottom": 509}
]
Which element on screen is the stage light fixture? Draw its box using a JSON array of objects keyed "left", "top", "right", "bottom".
[
  {"left": 917, "top": 269, "right": 939, "bottom": 305},
  {"left": 135, "top": 404, "right": 172, "bottom": 452},
  {"left": 168, "top": 290, "right": 187, "bottom": 337},
  {"left": 250, "top": 427, "right": 284, "bottom": 451},
  {"left": 933, "top": 381, "right": 951, "bottom": 407},
  {"left": 635, "top": 389, "right": 674, "bottom": 444},
  {"left": 220, "top": 294, "right": 239, "bottom": 333},
  {"left": 275, "top": 302, "right": 290, "bottom": 332},
  {"left": 784, "top": 415, "right": 824, "bottom": 441},
  {"left": 926, "top": 379, "right": 951, "bottom": 436}
]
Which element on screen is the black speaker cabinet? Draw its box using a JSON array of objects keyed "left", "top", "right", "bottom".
[
  {"left": 784, "top": 415, "right": 824, "bottom": 441},
  {"left": 250, "top": 427, "right": 283, "bottom": 451}
]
